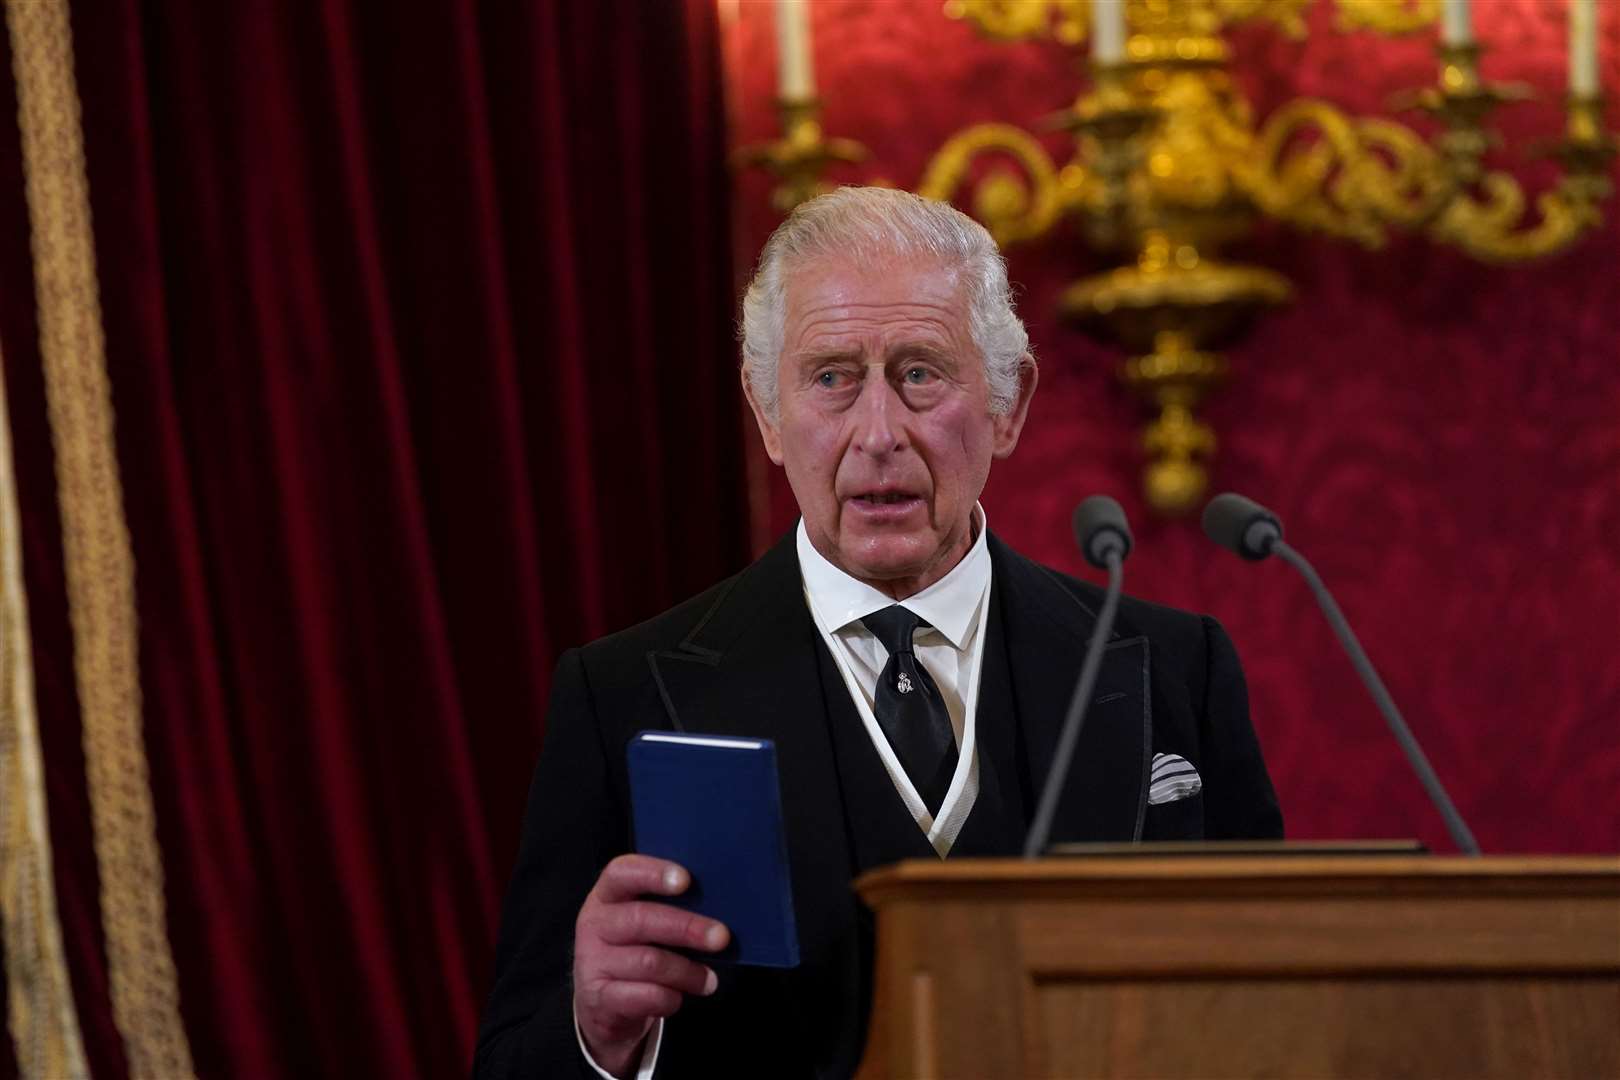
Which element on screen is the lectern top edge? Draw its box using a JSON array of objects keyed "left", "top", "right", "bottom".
[{"left": 854, "top": 853, "right": 1620, "bottom": 907}]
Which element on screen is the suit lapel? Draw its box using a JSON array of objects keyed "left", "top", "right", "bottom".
[
  {"left": 644, "top": 532, "right": 857, "bottom": 960},
  {"left": 991, "top": 534, "right": 1150, "bottom": 844}
]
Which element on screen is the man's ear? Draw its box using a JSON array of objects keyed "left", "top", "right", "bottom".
[
  {"left": 741, "top": 367, "right": 785, "bottom": 465},
  {"left": 991, "top": 355, "right": 1038, "bottom": 459}
]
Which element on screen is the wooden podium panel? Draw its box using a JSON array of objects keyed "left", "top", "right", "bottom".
[{"left": 853, "top": 855, "right": 1620, "bottom": 1079}]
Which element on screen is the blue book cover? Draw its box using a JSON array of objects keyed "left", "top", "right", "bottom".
[{"left": 627, "top": 732, "right": 800, "bottom": 968}]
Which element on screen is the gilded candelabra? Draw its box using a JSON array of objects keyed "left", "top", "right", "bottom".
[
  {"left": 912, "top": 0, "right": 1614, "bottom": 514},
  {"left": 739, "top": 0, "right": 1615, "bottom": 516},
  {"left": 734, "top": 98, "right": 869, "bottom": 213}
]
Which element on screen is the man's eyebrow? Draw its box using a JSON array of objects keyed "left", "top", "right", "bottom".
[
  {"left": 790, "top": 341, "right": 959, "bottom": 369},
  {"left": 886, "top": 342, "right": 959, "bottom": 366},
  {"left": 794, "top": 347, "right": 861, "bottom": 369}
]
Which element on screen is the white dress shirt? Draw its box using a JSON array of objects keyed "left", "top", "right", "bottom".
[
  {"left": 578, "top": 507, "right": 992, "bottom": 1077},
  {"left": 796, "top": 505, "right": 992, "bottom": 856},
  {"left": 576, "top": 1005, "right": 661, "bottom": 1080}
]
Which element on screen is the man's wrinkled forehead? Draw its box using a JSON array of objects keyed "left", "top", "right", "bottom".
[{"left": 779, "top": 252, "right": 969, "bottom": 333}]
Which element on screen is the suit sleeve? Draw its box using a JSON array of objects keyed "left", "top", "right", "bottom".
[
  {"left": 1197, "top": 615, "right": 1284, "bottom": 839},
  {"left": 474, "top": 648, "right": 626, "bottom": 1079}
]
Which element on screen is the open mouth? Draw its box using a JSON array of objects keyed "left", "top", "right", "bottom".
[{"left": 848, "top": 491, "right": 925, "bottom": 515}]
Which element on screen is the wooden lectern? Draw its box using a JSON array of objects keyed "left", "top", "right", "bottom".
[{"left": 854, "top": 854, "right": 1620, "bottom": 1078}]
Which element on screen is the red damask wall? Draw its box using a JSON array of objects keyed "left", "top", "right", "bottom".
[{"left": 722, "top": 0, "right": 1620, "bottom": 854}]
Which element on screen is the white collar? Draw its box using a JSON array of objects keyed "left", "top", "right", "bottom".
[{"left": 796, "top": 506, "right": 991, "bottom": 650}]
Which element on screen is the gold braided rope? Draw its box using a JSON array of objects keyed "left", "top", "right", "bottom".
[
  {"left": 0, "top": 334, "right": 90, "bottom": 1078},
  {"left": 5, "top": 1, "right": 196, "bottom": 1076}
]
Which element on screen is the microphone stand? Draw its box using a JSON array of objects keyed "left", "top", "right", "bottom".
[
  {"left": 1271, "top": 539, "right": 1481, "bottom": 856},
  {"left": 1022, "top": 549, "right": 1125, "bottom": 858}
]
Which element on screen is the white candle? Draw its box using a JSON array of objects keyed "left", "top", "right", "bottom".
[
  {"left": 1092, "top": 0, "right": 1125, "bottom": 64},
  {"left": 1441, "top": 0, "right": 1472, "bottom": 46},
  {"left": 1570, "top": 0, "right": 1599, "bottom": 96},
  {"left": 776, "top": 0, "right": 815, "bottom": 100}
]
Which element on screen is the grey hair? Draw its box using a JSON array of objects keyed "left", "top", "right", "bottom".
[{"left": 739, "top": 186, "right": 1030, "bottom": 421}]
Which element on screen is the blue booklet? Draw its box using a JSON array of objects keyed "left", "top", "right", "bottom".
[{"left": 627, "top": 732, "right": 800, "bottom": 968}]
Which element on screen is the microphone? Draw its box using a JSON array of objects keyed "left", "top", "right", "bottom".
[
  {"left": 1074, "top": 493, "right": 1133, "bottom": 568},
  {"left": 1200, "top": 491, "right": 1281, "bottom": 560},
  {"left": 1201, "top": 493, "right": 1481, "bottom": 855},
  {"left": 1023, "top": 496, "right": 1133, "bottom": 857}
]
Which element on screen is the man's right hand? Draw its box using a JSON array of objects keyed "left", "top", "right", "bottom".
[{"left": 573, "top": 854, "right": 730, "bottom": 1077}]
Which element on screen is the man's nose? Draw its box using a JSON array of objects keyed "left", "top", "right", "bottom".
[{"left": 850, "top": 371, "right": 907, "bottom": 456}]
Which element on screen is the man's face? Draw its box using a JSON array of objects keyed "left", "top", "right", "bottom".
[{"left": 745, "top": 254, "right": 1036, "bottom": 598}]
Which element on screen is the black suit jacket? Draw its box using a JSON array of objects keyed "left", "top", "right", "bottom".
[{"left": 474, "top": 531, "right": 1281, "bottom": 1078}]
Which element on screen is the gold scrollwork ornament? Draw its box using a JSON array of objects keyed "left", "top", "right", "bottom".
[{"left": 1334, "top": 0, "right": 1439, "bottom": 36}]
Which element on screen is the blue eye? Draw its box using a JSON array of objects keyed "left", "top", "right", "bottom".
[
  {"left": 817, "top": 370, "right": 842, "bottom": 388},
  {"left": 904, "top": 366, "right": 932, "bottom": 384}
]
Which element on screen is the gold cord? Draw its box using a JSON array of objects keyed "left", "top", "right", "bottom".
[
  {"left": 0, "top": 340, "right": 90, "bottom": 1077},
  {"left": 5, "top": 0, "right": 196, "bottom": 1075}
]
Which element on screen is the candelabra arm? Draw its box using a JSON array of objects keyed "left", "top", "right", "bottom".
[
  {"left": 1241, "top": 45, "right": 1612, "bottom": 264},
  {"left": 1427, "top": 92, "right": 1615, "bottom": 262},
  {"left": 1242, "top": 98, "right": 1452, "bottom": 248},
  {"left": 1430, "top": 176, "right": 1590, "bottom": 263},
  {"left": 916, "top": 122, "right": 1073, "bottom": 246}
]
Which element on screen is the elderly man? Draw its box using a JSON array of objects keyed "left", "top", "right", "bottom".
[{"left": 474, "top": 187, "right": 1281, "bottom": 1079}]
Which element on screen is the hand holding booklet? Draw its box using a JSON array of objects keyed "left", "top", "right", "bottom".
[{"left": 627, "top": 732, "right": 800, "bottom": 968}]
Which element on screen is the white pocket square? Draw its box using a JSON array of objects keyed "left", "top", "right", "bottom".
[{"left": 1148, "top": 753, "right": 1202, "bottom": 805}]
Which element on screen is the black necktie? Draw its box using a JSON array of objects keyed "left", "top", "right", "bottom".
[{"left": 861, "top": 605, "right": 959, "bottom": 817}]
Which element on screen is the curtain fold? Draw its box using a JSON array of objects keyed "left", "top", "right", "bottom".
[{"left": 1, "top": 0, "right": 747, "bottom": 1075}]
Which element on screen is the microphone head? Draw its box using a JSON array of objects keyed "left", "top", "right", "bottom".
[
  {"left": 1072, "top": 495, "right": 1132, "bottom": 570},
  {"left": 1202, "top": 492, "right": 1283, "bottom": 560}
]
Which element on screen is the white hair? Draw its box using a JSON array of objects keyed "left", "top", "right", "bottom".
[{"left": 739, "top": 186, "right": 1030, "bottom": 421}]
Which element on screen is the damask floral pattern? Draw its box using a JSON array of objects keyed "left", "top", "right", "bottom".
[{"left": 724, "top": 0, "right": 1620, "bottom": 853}]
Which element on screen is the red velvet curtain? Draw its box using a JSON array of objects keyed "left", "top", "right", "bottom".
[{"left": 0, "top": 1, "right": 746, "bottom": 1076}]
